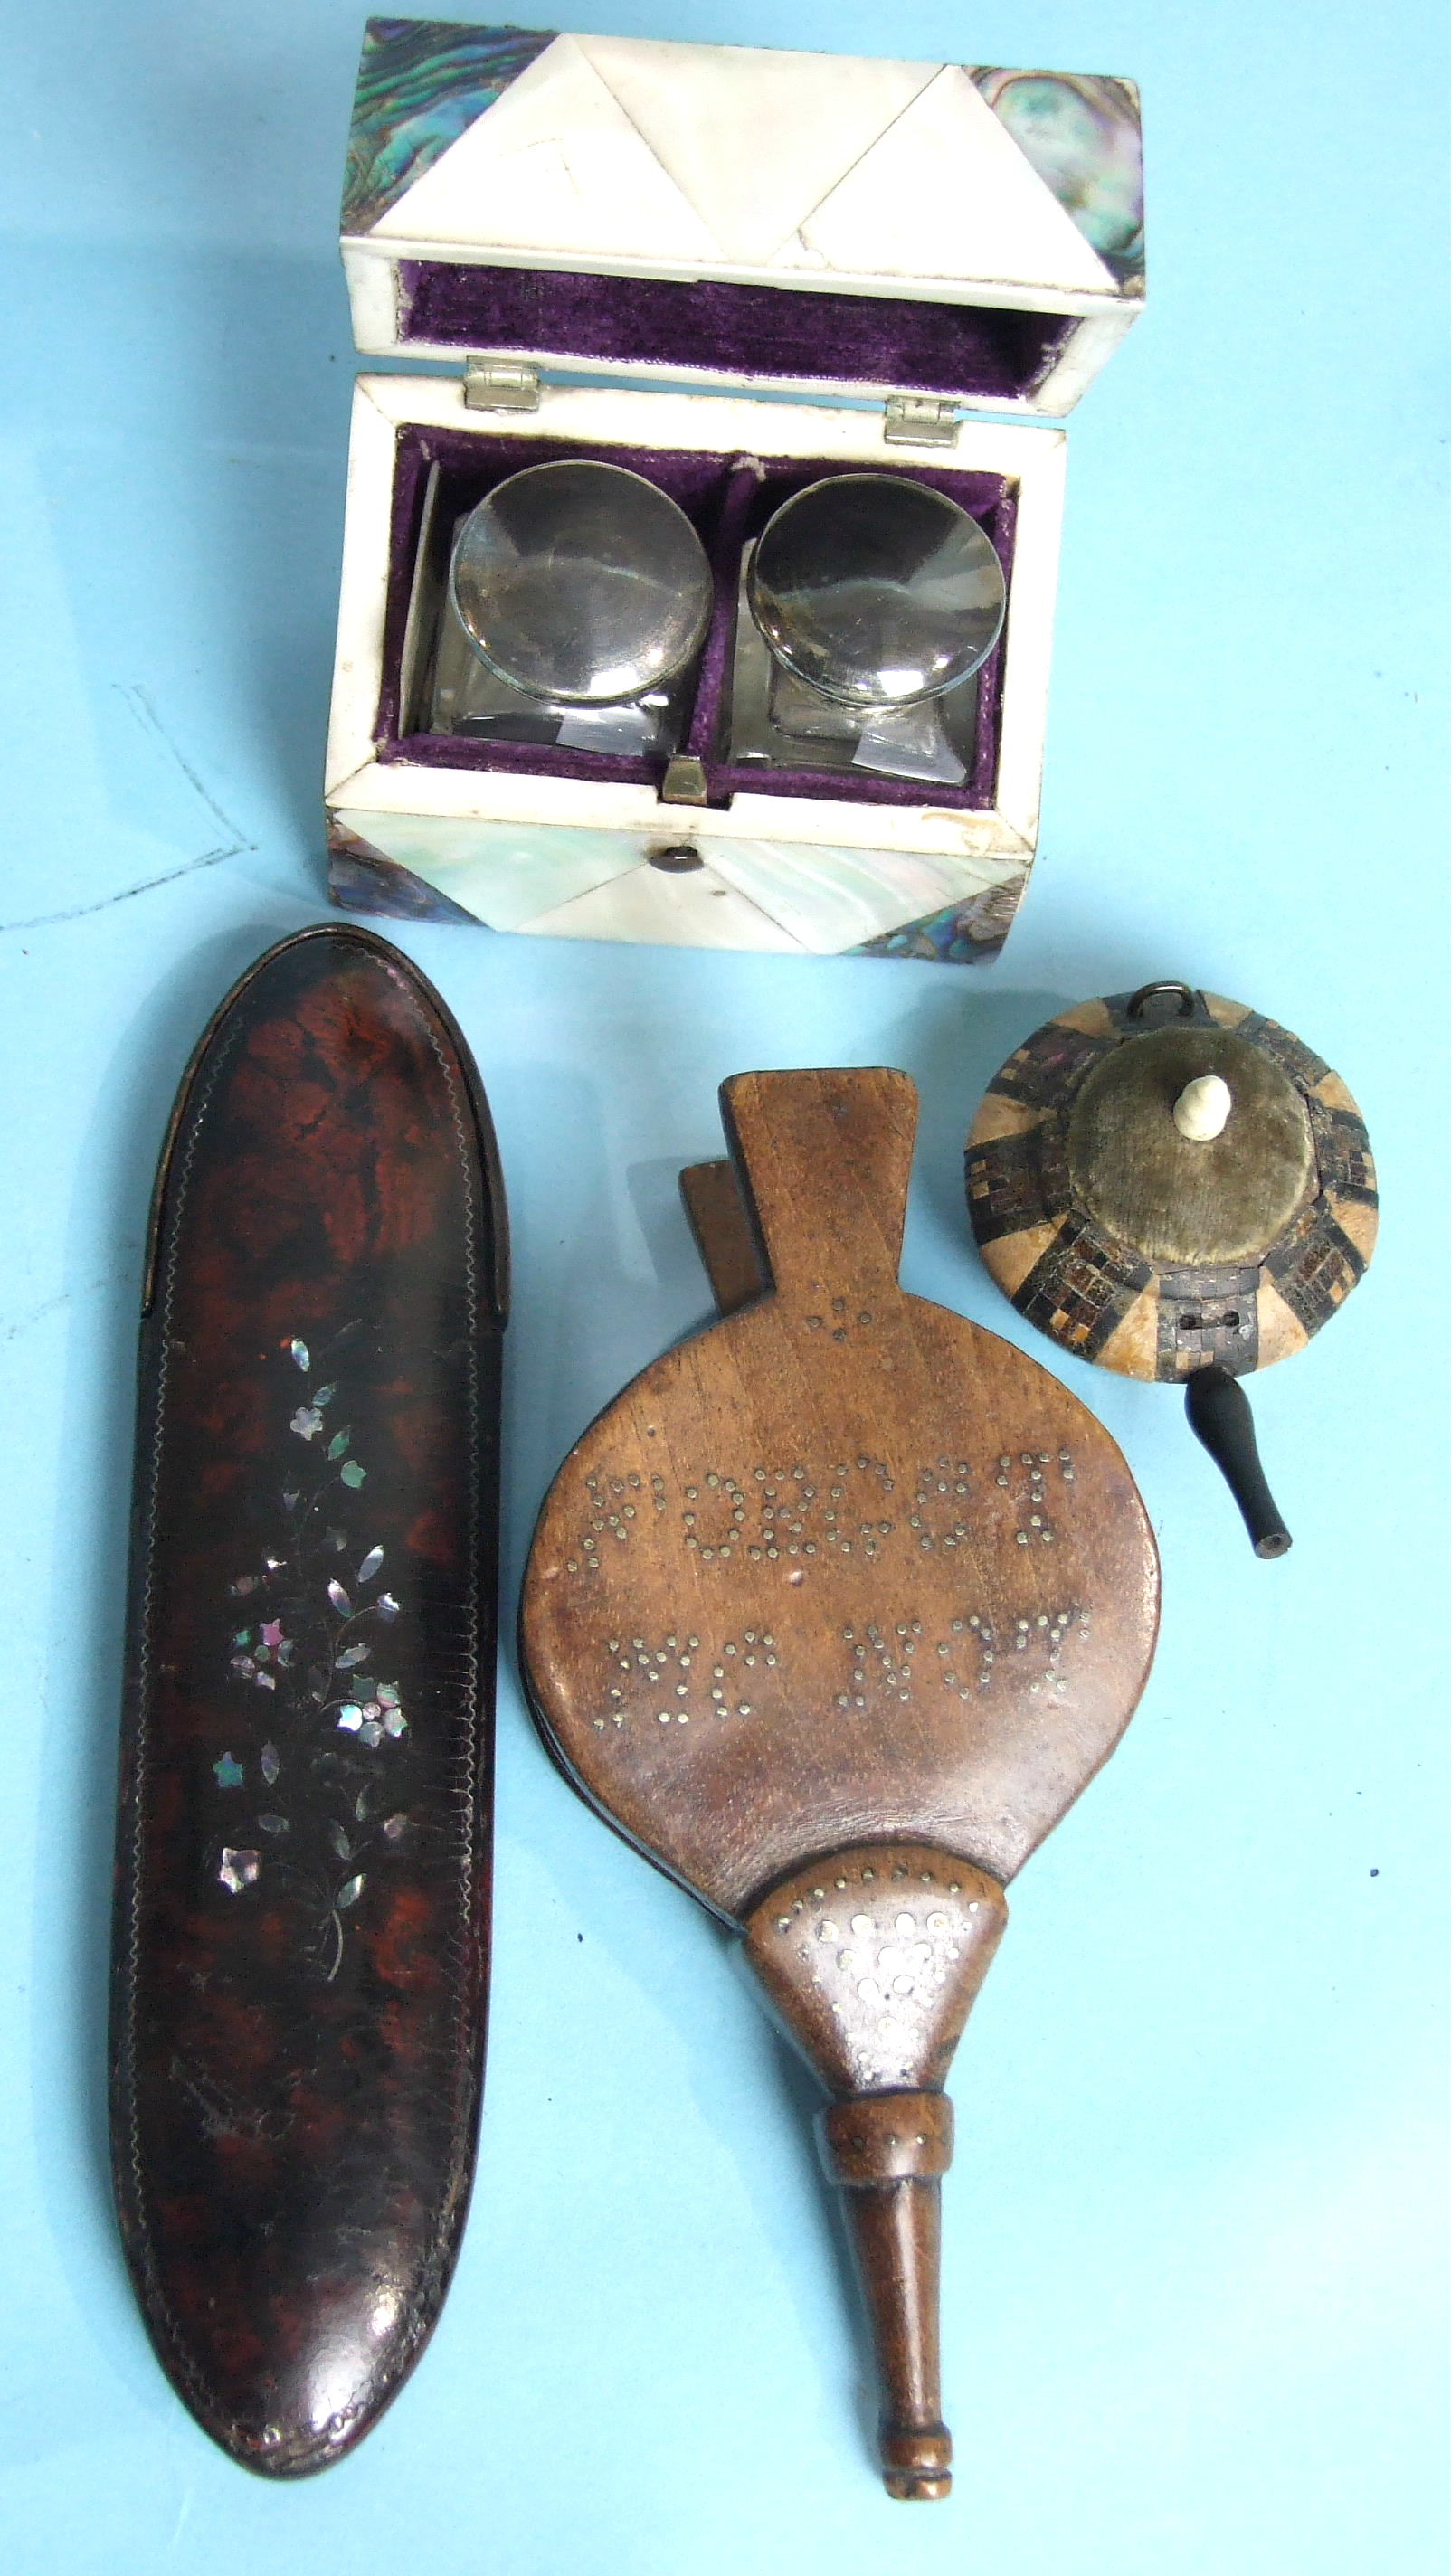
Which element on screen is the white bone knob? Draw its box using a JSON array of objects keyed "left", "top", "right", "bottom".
[{"left": 1173, "top": 1074, "right": 1232, "bottom": 1141}]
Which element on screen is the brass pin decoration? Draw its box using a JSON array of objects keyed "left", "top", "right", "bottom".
[{"left": 521, "top": 1069, "right": 1159, "bottom": 2497}]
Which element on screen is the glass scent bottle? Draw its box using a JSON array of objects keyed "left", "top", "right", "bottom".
[
  {"left": 728, "top": 473, "right": 1006, "bottom": 787},
  {"left": 428, "top": 459, "right": 713, "bottom": 758}
]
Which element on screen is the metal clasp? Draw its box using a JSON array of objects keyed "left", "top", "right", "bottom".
[
  {"left": 659, "top": 756, "right": 709, "bottom": 808},
  {"left": 463, "top": 357, "right": 541, "bottom": 413},
  {"left": 884, "top": 396, "right": 962, "bottom": 450}
]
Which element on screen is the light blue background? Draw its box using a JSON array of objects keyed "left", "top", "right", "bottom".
[{"left": 1, "top": 5, "right": 1445, "bottom": 2570}]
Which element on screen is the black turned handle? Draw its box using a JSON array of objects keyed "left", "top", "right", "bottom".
[{"left": 1184, "top": 1367, "right": 1292, "bottom": 1558}]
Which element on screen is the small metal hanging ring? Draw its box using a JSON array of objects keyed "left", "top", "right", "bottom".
[{"left": 1126, "top": 980, "right": 1196, "bottom": 1020}]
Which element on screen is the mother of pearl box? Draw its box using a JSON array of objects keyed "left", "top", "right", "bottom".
[{"left": 327, "top": 22, "right": 1144, "bottom": 963}]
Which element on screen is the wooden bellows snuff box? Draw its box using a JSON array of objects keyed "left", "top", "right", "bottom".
[{"left": 327, "top": 24, "right": 1145, "bottom": 962}]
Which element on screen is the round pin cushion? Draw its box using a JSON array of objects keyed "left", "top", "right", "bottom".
[{"left": 965, "top": 982, "right": 1377, "bottom": 1390}]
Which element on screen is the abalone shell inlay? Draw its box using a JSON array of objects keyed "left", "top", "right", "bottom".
[
  {"left": 343, "top": 18, "right": 556, "bottom": 235},
  {"left": 972, "top": 68, "right": 1145, "bottom": 289}
]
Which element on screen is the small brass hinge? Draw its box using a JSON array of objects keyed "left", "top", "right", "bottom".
[
  {"left": 464, "top": 357, "right": 541, "bottom": 413},
  {"left": 884, "top": 395, "right": 962, "bottom": 450}
]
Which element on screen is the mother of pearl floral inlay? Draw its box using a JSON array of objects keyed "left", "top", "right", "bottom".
[{"left": 209, "top": 1327, "right": 413, "bottom": 1981}]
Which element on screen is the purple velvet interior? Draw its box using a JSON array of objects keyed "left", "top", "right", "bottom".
[
  {"left": 376, "top": 421, "right": 1017, "bottom": 812},
  {"left": 402, "top": 260, "right": 1074, "bottom": 404}
]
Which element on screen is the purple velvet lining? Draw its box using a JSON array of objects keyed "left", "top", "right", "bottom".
[
  {"left": 375, "top": 421, "right": 1016, "bottom": 812},
  {"left": 400, "top": 260, "right": 1074, "bottom": 404}
]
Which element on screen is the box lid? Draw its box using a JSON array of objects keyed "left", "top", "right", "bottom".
[{"left": 341, "top": 23, "right": 1144, "bottom": 419}]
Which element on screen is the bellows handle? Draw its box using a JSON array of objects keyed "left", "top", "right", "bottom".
[
  {"left": 678, "top": 1159, "right": 766, "bottom": 1316},
  {"left": 718, "top": 1069, "right": 917, "bottom": 1301},
  {"left": 1184, "top": 1366, "right": 1292, "bottom": 1558}
]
